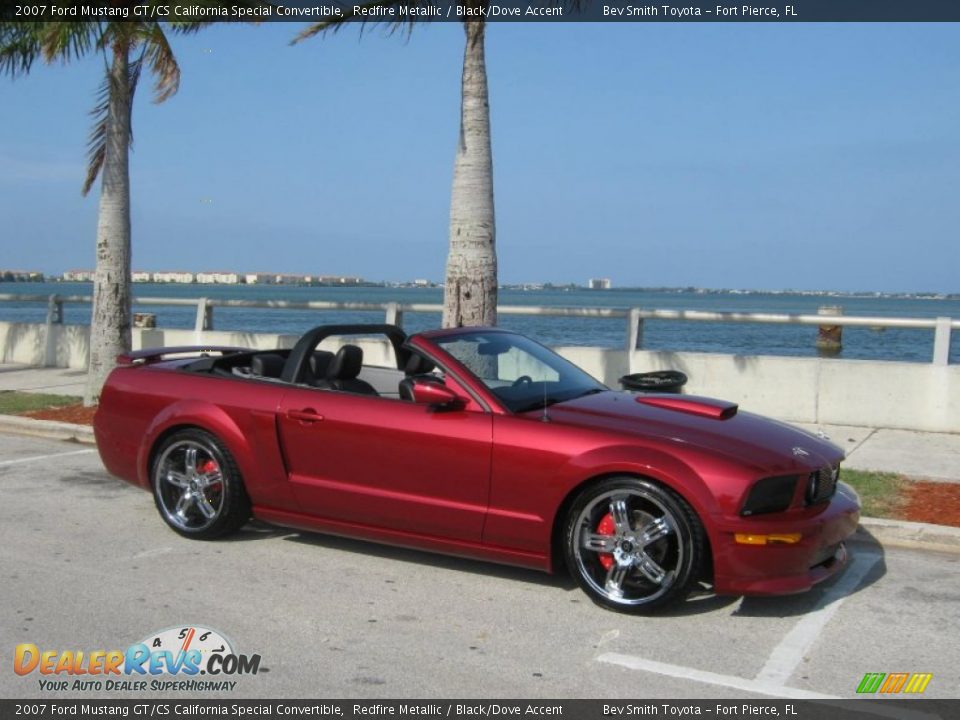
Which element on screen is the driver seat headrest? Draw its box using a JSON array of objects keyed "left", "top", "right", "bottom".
[
  {"left": 405, "top": 353, "right": 436, "bottom": 376},
  {"left": 327, "top": 344, "right": 364, "bottom": 381}
]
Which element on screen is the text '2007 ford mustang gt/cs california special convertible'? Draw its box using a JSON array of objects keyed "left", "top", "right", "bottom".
[{"left": 94, "top": 324, "right": 860, "bottom": 613}]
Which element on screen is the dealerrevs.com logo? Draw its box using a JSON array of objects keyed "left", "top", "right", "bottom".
[{"left": 14, "top": 625, "right": 262, "bottom": 692}]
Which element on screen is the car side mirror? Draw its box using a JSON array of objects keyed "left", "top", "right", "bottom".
[{"left": 410, "top": 378, "right": 466, "bottom": 410}]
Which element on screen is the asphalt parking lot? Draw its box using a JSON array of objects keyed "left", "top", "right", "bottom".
[{"left": 2, "top": 433, "right": 958, "bottom": 701}]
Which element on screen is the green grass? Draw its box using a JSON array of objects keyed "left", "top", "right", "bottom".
[
  {"left": 841, "top": 468, "right": 909, "bottom": 519},
  {"left": 0, "top": 391, "right": 81, "bottom": 415}
]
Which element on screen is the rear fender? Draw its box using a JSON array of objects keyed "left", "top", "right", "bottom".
[{"left": 137, "top": 399, "right": 259, "bottom": 495}]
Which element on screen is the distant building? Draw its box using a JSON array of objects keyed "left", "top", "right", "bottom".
[
  {"left": 0, "top": 270, "right": 44, "bottom": 282},
  {"left": 412, "top": 279, "right": 431, "bottom": 287},
  {"left": 62, "top": 270, "right": 95, "bottom": 282},
  {"left": 153, "top": 271, "right": 195, "bottom": 284},
  {"left": 316, "top": 275, "right": 363, "bottom": 286},
  {"left": 588, "top": 278, "right": 612, "bottom": 290},
  {"left": 197, "top": 271, "right": 241, "bottom": 284},
  {"left": 245, "top": 273, "right": 275, "bottom": 285},
  {"left": 132, "top": 271, "right": 152, "bottom": 282},
  {"left": 275, "top": 273, "right": 307, "bottom": 285}
]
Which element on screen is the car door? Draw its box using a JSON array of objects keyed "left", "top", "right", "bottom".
[{"left": 276, "top": 383, "right": 492, "bottom": 542}]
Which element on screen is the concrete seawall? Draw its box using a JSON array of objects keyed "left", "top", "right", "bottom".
[{"left": 2, "top": 320, "right": 957, "bottom": 433}]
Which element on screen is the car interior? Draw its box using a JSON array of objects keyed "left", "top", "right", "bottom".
[{"left": 181, "top": 342, "right": 442, "bottom": 402}]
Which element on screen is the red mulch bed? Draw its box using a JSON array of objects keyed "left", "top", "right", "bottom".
[
  {"left": 16, "top": 404, "right": 960, "bottom": 528},
  {"left": 21, "top": 404, "right": 97, "bottom": 425},
  {"left": 900, "top": 481, "right": 960, "bottom": 528}
]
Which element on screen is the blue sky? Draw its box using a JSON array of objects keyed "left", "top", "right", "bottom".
[{"left": 1, "top": 21, "right": 958, "bottom": 292}]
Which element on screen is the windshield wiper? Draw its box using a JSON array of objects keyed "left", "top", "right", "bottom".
[
  {"left": 514, "top": 388, "right": 605, "bottom": 414},
  {"left": 514, "top": 397, "right": 563, "bottom": 414},
  {"left": 576, "top": 388, "right": 605, "bottom": 399}
]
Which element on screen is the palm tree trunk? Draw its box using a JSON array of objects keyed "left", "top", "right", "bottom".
[
  {"left": 84, "top": 42, "right": 132, "bottom": 405},
  {"left": 442, "top": 19, "right": 498, "bottom": 328}
]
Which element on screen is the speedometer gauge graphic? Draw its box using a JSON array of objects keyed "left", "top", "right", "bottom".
[{"left": 138, "top": 625, "right": 234, "bottom": 670}]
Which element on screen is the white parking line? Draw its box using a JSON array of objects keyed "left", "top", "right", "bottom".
[
  {"left": 756, "top": 551, "right": 882, "bottom": 685},
  {"left": 0, "top": 448, "right": 97, "bottom": 467},
  {"left": 598, "top": 652, "right": 838, "bottom": 699},
  {"left": 598, "top": 549, "right": 890, "bottom": 703}
]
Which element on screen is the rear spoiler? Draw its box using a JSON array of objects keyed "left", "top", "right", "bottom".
[{"left": 116, "top": 346, "right": 248, "bottom": 367}]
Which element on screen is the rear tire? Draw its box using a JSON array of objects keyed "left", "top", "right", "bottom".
[
  {"left": 151, "top": 428, "right": 250, "bottom": 540},
  {"left": 563, "top": 476, "right": 704, "bottom": 612}
]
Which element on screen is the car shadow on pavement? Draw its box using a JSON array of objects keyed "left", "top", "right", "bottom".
[
  {"left": 733, "top": 536, "right": 887, "bottom": 618},
  {"left": 225, "top": 519, "right": 300, "bottom": 542},
  {"left": 274, "top": 524, "right": 579, "bottom": 591},
  {"left": 235, "top": 521, "right": 887, "bottom": 617}
]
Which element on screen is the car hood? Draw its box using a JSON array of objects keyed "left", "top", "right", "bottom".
[{"left": 544, "top": 391, "right": 844, "bottom": 474}]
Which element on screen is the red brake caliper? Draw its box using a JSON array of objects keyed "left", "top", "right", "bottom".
[
  {"left": 198, "top": 459, "right": 220, "bottom": 487},
  {"left": 596, "top": 513, "right": 616, "bottom": 570}
]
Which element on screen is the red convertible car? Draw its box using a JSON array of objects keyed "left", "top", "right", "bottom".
[{"left": 94, "top": 324, "right": 860, "bottom": 612}]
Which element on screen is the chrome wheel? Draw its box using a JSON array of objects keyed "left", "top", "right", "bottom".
[
  {"left": 154, "top": 438, "right": 225, "bottom": 532},
  {"left": 565, "top": 478, "right": 703, "bottom": 611}
]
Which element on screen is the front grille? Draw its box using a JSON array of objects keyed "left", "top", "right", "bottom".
[{"left": 806, "top": 466, "right": 839, "bottom": 505}]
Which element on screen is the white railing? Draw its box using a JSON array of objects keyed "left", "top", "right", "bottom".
[{"left": 0, "top": 293, "right": 956, "bottom": 365}]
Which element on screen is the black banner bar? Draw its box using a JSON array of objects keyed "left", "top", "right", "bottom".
[
  {"left": 0, "top": 700, "right": 957, "bottom": 720},
  {"left": 4, "top": 1, "right": 960, "bottom": 23}
]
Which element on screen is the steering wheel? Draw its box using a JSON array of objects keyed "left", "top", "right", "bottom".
[{"left": 512, "top": 375, "right": 534, "bottom": 388}]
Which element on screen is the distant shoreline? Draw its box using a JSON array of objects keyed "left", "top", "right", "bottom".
[{"left": 2, "top": 278, "right": 955, "bottom": 301}]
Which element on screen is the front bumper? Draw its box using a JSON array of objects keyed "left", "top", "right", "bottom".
[{"left": 711, "top": 482, "right": 861, "bottom": 596}]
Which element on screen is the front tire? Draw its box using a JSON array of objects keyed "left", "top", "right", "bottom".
[
  {"left": 151, "top": 428, "right": 251, "bottom": 539},
  {"left": 563, "top": 477, "right": 704, "bottom": 612}
]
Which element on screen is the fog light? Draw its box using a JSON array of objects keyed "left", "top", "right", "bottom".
[{"left": 734, "top": 533, "right": 803, "bottom": 545}]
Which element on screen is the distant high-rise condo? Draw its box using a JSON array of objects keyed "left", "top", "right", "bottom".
[{"left": 588, "top": 278, "right": 612, "bottom": 290}]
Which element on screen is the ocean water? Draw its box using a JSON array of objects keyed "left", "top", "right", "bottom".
[{"left": 1, "top": 282, "right": 958, "bottom": 364}]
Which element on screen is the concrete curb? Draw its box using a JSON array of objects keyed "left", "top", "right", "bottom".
[
  {"left": 0, "top": 415, "right": 95, "bottom": 444},
  {"left": 855, "top": 516, "right": 960, "bottom": 555},
  {"left": 0, "top": 416, "right": 958, "bottom": 553}
]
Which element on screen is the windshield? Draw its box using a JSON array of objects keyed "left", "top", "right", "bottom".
[{"left": 433, "top": 331, "right": 606, "bottom": 413}]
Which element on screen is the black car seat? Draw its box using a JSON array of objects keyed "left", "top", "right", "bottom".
[
  {"left": 318, "top": 345, "right": 378, "bottom": 395},
  {"left": 399, "top": 353, "right": 439, "bottom": 401},
  {"left": 251, "top": 353, "right": 285, "bottom": 378},
  {"left": 307, "top": 350, "right": 335, "bottom": 384},
  {"left": 404, "top": 353, "right": 436, "bottom": 376}
]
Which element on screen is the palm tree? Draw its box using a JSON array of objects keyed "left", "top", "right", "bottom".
[
  {"left": 0, "top": 19, "right": 198, "bottom": 404},
  {"left": 295, "top": 3, "right": 500, "bottom": 327}
]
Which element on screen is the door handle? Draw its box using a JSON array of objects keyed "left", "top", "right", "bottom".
[{"left": 287, "top": 408, "right": 324, "bottom": 424}]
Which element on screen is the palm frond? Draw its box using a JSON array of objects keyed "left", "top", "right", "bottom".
[
  {"left": 140, "top": 23, "right": 180, "bottom": 103},
  {"left": 82, "top": 72, "right": 110, "bottom": 196},
  {"left": 0, "top": 22, "right": 43, "bottom": 78},
  {"left": 38, "top": 21, "right": 102, "bottom": 65},
  {"left": 82, "top": 48, "right": 139, "bottom": 196}
]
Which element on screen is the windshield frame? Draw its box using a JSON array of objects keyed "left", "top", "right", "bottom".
[{"left": 428, "top": 329, "right": 608, "bottom": 415}]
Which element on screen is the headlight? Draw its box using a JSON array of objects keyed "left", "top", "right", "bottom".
[
  {"left": 741, "top": 475, "right": 798, "bottom": 516},
  {"left": 806, "top": 466, "right": 840, "bottom": 505}
]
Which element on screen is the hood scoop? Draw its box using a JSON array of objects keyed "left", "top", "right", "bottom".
[{"left": 635, "top": 394, "right": 738, "bottom": 420}]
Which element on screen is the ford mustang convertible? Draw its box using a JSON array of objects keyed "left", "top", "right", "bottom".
[{"left": 94, "top": 324, "right": 860, "bottom": 612}]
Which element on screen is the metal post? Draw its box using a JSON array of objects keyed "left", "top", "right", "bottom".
[
  {"left": 627, "top": 308, "right": 644, "bottom": 350},
  {"left": 933, "top": 317, "right": 952, "bottom": 366},
  {"left": 46, "top": 294, "right": 63, "bottom": 325},
  {"left": 194, "top": 298, "right": 213, "bottom": 333},
  {"left": 626, "top": 308, "right": 644, "bottom": 375},
  {"left": 816, "top": 305, "right": 843, "bottom": 355},
  {"left": 43, "top": 294, "right": 63, "bottom": 367},
  {"left": 385, "top": 302, "right": 403, "bottom": 328}
]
